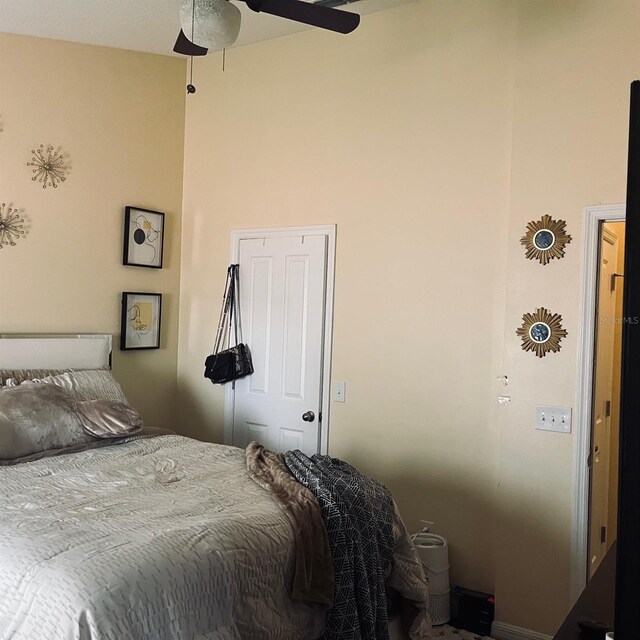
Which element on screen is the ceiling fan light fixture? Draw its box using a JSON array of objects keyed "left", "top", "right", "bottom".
[{"left": 180, "top": 0, "right": 242, "bottom": 50}]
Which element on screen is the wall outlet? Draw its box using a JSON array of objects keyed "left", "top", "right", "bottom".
[
  {"left": 333, "top": 381, "right": 346, "bottom": 403},
  {"left": 536, "top": 405, "right": 572, "bottom": 433}
]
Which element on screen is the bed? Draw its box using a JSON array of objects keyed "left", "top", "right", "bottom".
[{"left": 0, "top": 335, "right": 429, "bottom": 640}]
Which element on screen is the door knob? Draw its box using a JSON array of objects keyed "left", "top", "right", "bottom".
[{"left": 302, "top": 411, "right": 316, "bottom": 422}]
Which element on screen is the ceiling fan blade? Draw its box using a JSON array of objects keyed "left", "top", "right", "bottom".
[
  {"left": 242, "top": 0, "right": 359, "bottom": 34},
  {"left": 173, "top": 29, "right": 209, "bottom": 56}
]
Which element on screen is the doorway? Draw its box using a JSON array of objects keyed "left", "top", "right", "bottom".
[
  {"left": 571, "top": 205, "right": 625, "bottom": 602},
  {"left": 588, "top": 220, "right": 625, "bottom": 577},
  {"left": 223, "top": 225, "right": 336, "bottom": 456}
]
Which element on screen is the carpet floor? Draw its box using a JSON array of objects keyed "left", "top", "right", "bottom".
[{"left": 431, "top": 625, "right": 495, "bottom": 640}]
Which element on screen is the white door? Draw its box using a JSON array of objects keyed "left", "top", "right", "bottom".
[
  {"left": 588, "top": 225, "right": 620, "bottom": 577},
  {"left": 231, "top": 234, "right": 328, "bottom": 456}
]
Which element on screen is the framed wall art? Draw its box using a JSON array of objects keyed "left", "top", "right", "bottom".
[
  {"left": 120, "top": 292, "right": 162, "bottom": 350},
  {"left": 123, "top": 206, "right": 165, "bottom": 268}
]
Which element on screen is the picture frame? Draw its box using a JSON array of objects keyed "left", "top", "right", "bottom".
[
  {"left": 123, "top": 206, "right": 165, "bottom": 269},
  {"left": 120, "top": 292, "right": 162, "bottom": 350}
]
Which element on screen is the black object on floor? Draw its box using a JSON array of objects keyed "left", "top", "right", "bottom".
[
  {"left": 553, "top": 542, "right": 615, "bottom": 640},
  {"left": 576, "top": 619, "right": 613, "bottom": 640},
  {"left": 450, "top": 586, "right": 495, "bottom": 637}
]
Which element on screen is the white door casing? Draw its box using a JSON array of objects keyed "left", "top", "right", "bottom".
[
  {"left": 588, "top": 225, "right": 619, "bottom": 576},
  {"left": 224, "top": 225, "right": 336, "bottom": 456},
  {"left": 571, "top": 204, "right": 625, "bottom": 603}
]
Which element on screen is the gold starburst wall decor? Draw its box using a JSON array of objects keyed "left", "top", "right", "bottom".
[
  {"left": 27, "top": 144, "right": 69, "bottom": 189},
  {"left": 520, "top": 214, "right": 572, "bottom": 265},
  {"left": 516, "top": 307, "right": 567, "bottom": 358},
  {"left": 0, "top": 203, "right": 25, "bottom": 249}
]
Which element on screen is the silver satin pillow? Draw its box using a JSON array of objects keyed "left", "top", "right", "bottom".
[
  {"left": 6, "top": 369, "right": 128, "bottom": 403},
  {"left": 76, "top": 400, "right": 143, "bottom": 438},
  {"left": 0, "top": 385, "right": 94, "bottom": 460},
  {"left": 0, "top": 383, "right": 144, "bottom": 461}
]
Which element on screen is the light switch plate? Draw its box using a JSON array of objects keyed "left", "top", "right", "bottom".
[
  {"left": 536, "top": 405, "right": 572, "bottom": 433},
  {"left": 333, "top": 381, "right": 346, "bottom": 403}
]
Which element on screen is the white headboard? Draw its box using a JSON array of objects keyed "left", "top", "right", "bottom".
[{"left": 0, "top": 334, "right": 112, "bottom": 370}]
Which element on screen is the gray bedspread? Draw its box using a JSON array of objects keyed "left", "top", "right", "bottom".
[{"left": 0, "top": 435, "right": 325, "bottom": 640}]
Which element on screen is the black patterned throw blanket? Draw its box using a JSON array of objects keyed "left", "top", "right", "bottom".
[{"left": 284, "top": 450, "right": 396, "bottom": 640}]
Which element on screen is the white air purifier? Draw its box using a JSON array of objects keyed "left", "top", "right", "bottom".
[{"left": 412, "top": 526, "right": 450, "bottom": 626}]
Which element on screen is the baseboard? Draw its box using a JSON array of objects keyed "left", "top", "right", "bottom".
[{"left": 491, "top": 621, "right": 553, "bottom": 640}]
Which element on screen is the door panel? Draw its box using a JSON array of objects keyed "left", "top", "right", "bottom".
[
  {"left": 280, "top": 428, "right": 305, "bottom": 452},
  {"left": 247, "top": 422, "right": 268, "bottom": 443},
  {"left": 246, "top": 257, "right": 272, "bottom": 395},
  {"left": 232, "top": 234, "right": 327, "bottom": 456},
  {"left": 282, "top": 255, "right": 309, "bottom": 399}
]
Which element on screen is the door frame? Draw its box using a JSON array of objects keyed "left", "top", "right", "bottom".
[
  {"left": 223, "top": 224, "right": 337, "bottom": 455},
  {"left": 571, "top": 204, "right": 625, "bottom": 602}
]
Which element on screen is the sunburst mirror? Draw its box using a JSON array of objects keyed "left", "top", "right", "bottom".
[
  {"left": 516, "top": 307, "right": 567, "bottom": 358},
  {"left": 520, "top": 214, "right": 572, "bottom": 265}
]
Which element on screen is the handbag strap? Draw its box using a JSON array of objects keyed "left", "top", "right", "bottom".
[
  {"left": 213, "top": 266, "right": 233, "bottom": 354},
  {"left": 212, "top": 264, "right": 246, "bottom": 354},
  {"left": 230, "top": 264, "right": 245, "bottom": 346}
]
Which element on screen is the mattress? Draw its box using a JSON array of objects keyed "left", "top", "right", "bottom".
[{"left": 0, "top": 434, "right": 326, "bottom": 640}]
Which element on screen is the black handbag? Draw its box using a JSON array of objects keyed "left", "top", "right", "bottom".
[{"left": 204, "top": 264, "right": 254, "bottom": 385}]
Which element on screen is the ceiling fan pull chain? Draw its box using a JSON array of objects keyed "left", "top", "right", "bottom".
[
  {"left": 187, "top": 55, "right": 196, "bottom": 94},
  {"left": 186, "top": 0, "right": 197, "bottom": 93}
]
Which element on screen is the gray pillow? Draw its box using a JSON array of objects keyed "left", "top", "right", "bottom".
[
  {"left": 0, "top": 385, "right": 93, "bottom": 460},
  {"left": 6, "top": 369, "right": 128, "bottom": 403},
  {"left": 0, "top": 369, "right": 73, "bottom": 387}
]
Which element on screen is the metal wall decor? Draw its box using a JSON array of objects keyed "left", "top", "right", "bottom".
[
  {"left": 520, "top": 214, "right": 572, "bottom": 265},
  {"left": 516, "top": 307, "right": 567, "bottom": 358},
  {"left": 27, "top": 144, "right": 69, "bottom": 189},
  {"left": 0, "top": 203, "right": 25, "bottom": 249}
]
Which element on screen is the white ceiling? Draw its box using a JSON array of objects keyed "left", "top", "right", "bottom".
[{"left": 0, "top": 0, "right": 412, "bottom": 56}]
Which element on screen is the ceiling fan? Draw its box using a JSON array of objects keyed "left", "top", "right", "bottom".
[{"left": 173, "top": 0, "right": 360, "bottom": 57}]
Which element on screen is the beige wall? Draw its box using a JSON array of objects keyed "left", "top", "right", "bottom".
[
  {"left": 179, "top": 0, "right": 516, "bottom": 602},
  {"left": 496, "top": 2, "right": 639, "bottom": 633},
  {"left": 0, "top": 34, "right": 186, "bottom": 426},
  {"left": 178, "top": 0, "right": 640, "bottom": 635}
]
